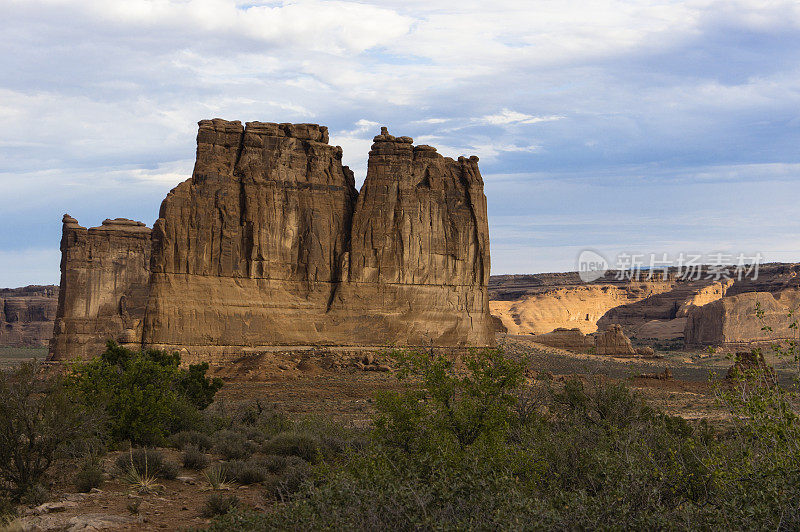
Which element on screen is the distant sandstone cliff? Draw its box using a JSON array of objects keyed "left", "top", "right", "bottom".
[
  {"left": 49, "top": 120, "right": 493, "bottom": 361},
  {"left": 490, "top": 264, "right": 800, "bottom": 348},
  {"left": 0, "top": 285, "right": 58, "bottom": 347}
]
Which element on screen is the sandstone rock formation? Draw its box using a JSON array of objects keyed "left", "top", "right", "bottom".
[
  {"left": 50, "top": 216, "right": 152, "bottom": 360},
  {"left": 594, "top": 324, "right": 636, "bottom": 356},
  {"left": 684, "top": 289, "right": 800, "bottom": 347},
  {"left": 490, "top": 265, "right": 800, "bottom": 348},
  {"left": 635, "top": 318, "right": 686, "bottom": 340},
  {"left": 531, "top": 327, "right": 594, "bottom": 352},
  {"left": 635, "top": 346, "right": 655, "bottom": 357},
  {"left": 0, "top": 285, "right": 58, "bottom": 347},
  {"left": 490, "top": 281, "right": 677, "bottom": 336},
  {"left": 50, "top": 120, "right": 493, "bottom": 361}
]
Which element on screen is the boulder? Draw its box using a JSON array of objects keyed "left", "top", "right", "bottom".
[{"left": 594, "top": 324, "right": 636, "bottom": 356}]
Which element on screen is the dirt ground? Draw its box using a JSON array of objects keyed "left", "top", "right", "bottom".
[{"left": 5, "top": 334, "right": 798, "bottom": 530}]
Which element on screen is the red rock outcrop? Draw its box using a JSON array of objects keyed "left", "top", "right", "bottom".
[
  {"left": 490, "top": 265, "right": 800, "bottom": 347},
  {"left": 0, "top": 285, "right": 58, "bottom": 347},
  {"left": 531, "top": 327, "right": 594, "bottom": 352},
  {"left": 50, "top": 120, "right": 493, "bottom": 361},
  {"left": 594, "top": 324, "right": 637, "bottom": 356},
  {"left": 684, "top": 289, "right": 800, "bottom": 347},
  {"left": 49, "top": 216, "right": 152, "bottom": 360}
]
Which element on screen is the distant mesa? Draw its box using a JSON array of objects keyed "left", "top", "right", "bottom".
[
  {"left": 48, "top": 120, "right": 494, "bottom": 362},
  {"left": 490, "top": 265, "right": 800, "bottom": 351},
  {"left": 0, "top": 285, "right": 58, "bottom": 348}
]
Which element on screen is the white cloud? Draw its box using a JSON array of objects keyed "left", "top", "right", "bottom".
[
  {"left": 26, "top": 0, "right": 413, "bottom": 55},
  {"left": 413, "top": 118, "right": 450, "bottom": 125},
  {"left": 4, "top": 0, "right": 800, "bottom": 284},
  {"left": 415, "top": 135, "right": 541, "bottom": 161},
  {"left": 479, "top": 109, "right": 565, "bottom": 126}
]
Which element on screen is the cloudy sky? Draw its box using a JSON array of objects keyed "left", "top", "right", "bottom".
[{"left": 2, "top": 0, "right": 799, "bottom": 286}]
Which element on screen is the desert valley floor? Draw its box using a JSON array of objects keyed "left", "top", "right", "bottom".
[{"left": 2, "top": 332, "right": 794, "bottom": 530}]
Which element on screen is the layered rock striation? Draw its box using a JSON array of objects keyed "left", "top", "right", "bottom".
[
  {"left": 0, "top": 285, "right": 58, "bottom": 347},
  {"left": 50, "top": 216, "right": 152, "bottom": 359},
  {"left": 490, "top": 265, "right": 800, "bottom": 347},
  {"left": 684, "top": 289, "right": 800, "bottom": 347},
  {"left": 50, "top": 120, "right": 493, "bottom": 361}
]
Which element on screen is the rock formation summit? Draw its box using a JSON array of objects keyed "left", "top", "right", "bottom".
[{"left": 50, "top": 120, "right": 494, "bottom": 361}]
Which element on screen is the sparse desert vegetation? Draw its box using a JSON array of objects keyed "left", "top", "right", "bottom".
[
  {"left": 0, "top": 347, "right": 47, "bottom": 371},
  {"left": 2, "top": 339, "right": 800, "bottom": 530}
]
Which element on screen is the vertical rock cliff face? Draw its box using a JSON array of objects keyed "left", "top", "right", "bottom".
[
  {"left": 143, "top": 119, "right": 359, "bottom": 355},
  {"left": 329, "top": 129, "right": 491, "bottom": 345},
  {"left": 0, "top": 286, "right": 58, "bottom": 347},
  {"left": 684, "top": 289, "right": 800, "bottom": 346},
  {"left": 125, "top": 119, "right": 493, "bottom": 360},
  {"left": 49, "top": 216, "right": 151, "bottom": 360}
]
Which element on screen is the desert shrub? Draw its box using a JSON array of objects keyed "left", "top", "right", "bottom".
[
  {"left": 19, "top": 483, "right": 49, "bottom": 506},
  {"left": 204, "top": 401, "right": 293, "bottom": 444},
  {"left": 202, "top": 492, "right": 239, "bottom": 517},
  {"left": 203, "top": 464, "right": 231, "bottom": 490},
  {"left": 68, "top": 341, "right": 222, "bottom": 445},
  {"left": 0, "top": 362, "right": 103, "bottom": 500},
  {"left": 258, "top": 410, "right": 293, "bottom": 438},
  {"left": 73, "top": 458, "right": 104, "bottom": 492},
  {"left": 372, "top": 348, "right": 525, "bottom": 453},
  {"left": 262, "top": 432, "right": 321, "bottom": 464},
  {"left": 115, "top": 448, "right": 179, "bottom": 480},
  {"left": 182, "top": 445, "right": 210, "bottom": 470},
  {"left": 171, "top": 431, "right": 213, "bottom": 451},
  {"left": 213, "top": 430, "right": 258, "bottom": 460},
  {"left": 260, "top": 455, "right": 288, "bottom": 474},
  {"left": 179, "top": 362, "right": 224, "bottom": 410},
  {"left": 263, "top": 458, "right": 311, "bottom": 501},
  {"left": 226, "top": 459, "right": 268, "bottom": 485},
  {"left": 293, "top": 416, "right": 368, "bottom": 458},
  {"left": 0, "top": 497, "right": 16, "bottom": 525},
  {"left": 207, "top": 348, "right": 800, "bottom": 530}
]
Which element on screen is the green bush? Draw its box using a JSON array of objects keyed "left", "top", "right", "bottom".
[
  {"left": 262, "top": 458, "right": 311, "bottom": 501},
  {"left": 0, "top": 496, "right": 16, "bottom": 525},
  {"left": 182, "top": 445, "right": 210, "bottom": 470},
  {"left": 115, "top": 448, "right": 179, "bottom": 480},
  {"left": 19, "top": 483, "right": 48, "bottom": 506},
  {"left": 213, "top": 430, "right": 258, "bottom": 460},
  {"left": 260, "top": 455, "right": 289, "bottom": 475},
  {"left": 68, "top": 341, "right": 222, "bottom": 446},
  {"left": 202, "top": 492, "right": 239, "bottom": 517},
  {"left": 226, "top": 458, "right": 268, "bottom": 485},
  {"left": 262, "top": 432, "right": 321, "bottom": 464},
  {"left": 0, "top": 362, "right": 103, "bottom": 500},
  {"left": 171, "top": 431, "right": 213, "bottom": 452},
  {"left": 73, "top": 458, "right": 104, "bottom": 492}
]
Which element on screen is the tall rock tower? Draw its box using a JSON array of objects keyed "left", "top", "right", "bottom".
[{"left": 50, "top": 119, "right": 494, "bottom": 362}]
